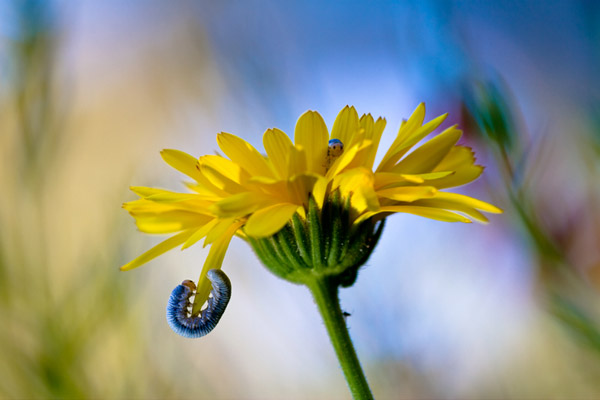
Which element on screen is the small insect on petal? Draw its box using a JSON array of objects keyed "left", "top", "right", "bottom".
[
  {"left": 325, "top": 139, "right": 345, "bottom": 170},
  {"left": 328, "top": 139, "right": 344, "bottom": 157},
  {"left": 166, "top": 269, "right": 232, "bottom": 338}
]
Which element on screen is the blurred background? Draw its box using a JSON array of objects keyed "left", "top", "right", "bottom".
[{"left": 1, "top": 0, "right": 599, "bottom": 398}]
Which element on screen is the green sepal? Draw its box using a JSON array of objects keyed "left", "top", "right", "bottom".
[
  {"left": 247, "top": 235, "right": 303, "bottom": 284},
  {"left": 276, "top": 224, "right": 310, "bottom": 270},
  {"left": 308, "top": 196, "right": 325, "bottom": 270},
  {"left": 247, "top": 192, "right": 384, "bottom": 288},
  {"left": 326, "top": 191, "right": 343, "bottom": 268},
  {"left": 336, "top": 219, "right": 384, "bottom": 288},
  {"left": 291, "top": 213, "right": 312, "bottom": 267}
]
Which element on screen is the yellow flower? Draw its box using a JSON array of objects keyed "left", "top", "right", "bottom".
[{"left": 122, "top": 103, "right": 501, "bottom": 312}]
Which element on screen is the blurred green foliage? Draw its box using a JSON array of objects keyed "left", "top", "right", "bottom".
[
  {"left": 0, "top": 2, "right": 195, "bottom": 398},
  {"left": 464, "top": 80, "right": 516, "bottom": 153},
  {"left": 464, "top": 77, "right": 600, "bottom": 364},
  {"left": 9, "top": 0, "right": 62, "bottom": 183}
]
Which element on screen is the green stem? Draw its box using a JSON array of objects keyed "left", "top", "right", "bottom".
[{"left": 307, "top": 276, "right": 374, "bottom": 400}]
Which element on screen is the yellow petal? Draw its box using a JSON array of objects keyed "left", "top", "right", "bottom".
[
  {"left": 120, "top": 228, "right": 196, "bottom": 271},
  {"left": 411, "top": 199, "right": 489, "bottom": 223},
  {"left": 129, "top": 186, "right": 164, "bottom": 197},
  {"left": 124, "top": 197, "right": 212, "bottom": 216},
  {"left": 287, "top": 146, "right": 307, "bottom": 178},
  {"left": 123, "top": 198, "right": 174, "bottom": 213},
  {"left": 374, "top": 172, "right": 422, "bottom": 188},
  {"left": 263, "top": 128, "right": 293, "bottom": 179},
  {"left": 402, "top": 171, "right": 454, "bottom": 182},
  {"left": 192, "top": 220, "right": 244, "bottom": 314},
  {"left": 435, "top": 145, "right": 476, "bottom": 170},
  {"left": 130, "top": 189, "right": 215, "bottom": 214},
  {"left": 385, "top": 205, "right": 471, "bottom": 223},
  {"left": 400, "top": 175, "right": 424, "bottom": 184},
  {"left": 353, "top": 113, "right": 374, "bottom": 149},
  {"left": 358, "top": 205, "right": 471, "bottom": 224},
  {"left": 374, "top": 171, "right": 456, "bottom": 190},
  {"left": 331, "top": 106, "right": 360, "bottom": 150},
  {"left": 430, "top": 146, "right": 483, "bottom": 189},
  {"left": 204, "top": 218, "right": 237, "bottom": 246},
  {"left": 134, "top": 211, "right": 213, "bottom": 234},
  {"left": 431, "top": 192, "right": 503, "bottom": 213},
  {"left": 244, "top": 203, "right": 299, "bottom": 238},
  {"left": 160, "top": 151, "right": 231, "bottom": 198},
  {"left": 364, "top": 117, "right": 386, "bottom": 169},
  {"left": 287, "top": 173, "right": 318, "bottom": 206},
  {"left": 360, "top": 113, "right": 374, "bottom": 132},
  {"left": 434, "top": 166, "right": 483, "bottom": 189},
  {"left": 377, "top": 105, "right": 448, "bottom": 172},
  {"left": 184, "top": 182, "right": 224, "bottom": 200},
  {"left": 246, "top": 177, "right": 291, "bottom": 203},
  {"left": 248, "top": 176, "right": 278, "bottom": 184},
  {"left": 336, "top": 168, "right": 379, "bottom": 213},
  {"left": 217, "top": 132, "right": 274, "bottom": 177},
  {"left": 130, "top": 187, "right": 212, "bottom": 204},
  {"left": 352, "top": 186, "right": 380, "bottom": 214},
  {"left": 200, "top": 155, "right": 249, "bottom": 184},
  {"left": 401, "top": 103, "right": 426, "bottom": 134},
  {"left": 294, "top": 110, "right": 329, "bottom": 174},
  {"left": 395, "top": 113, "right": 448, "bottom": 157},
  {"left": 141, "top": 190, "right": 207, "bottom": 204},
  {"left": 160, "top": 149, "right": 202, "bottom": 181},
  {"left": 312, "top": 175, "right": 330, "bottom": 209},
  {"left": 199, "top": 163, "right": 246, "bottom": 194},
  {"left": 211, "top": 192, "right": 271, "bottom": 218},
  {"left": 339, "top": 140, "right": 373, "bottom": 172},
  {"left": 391, "top": 126, "right": 462, "bottom": 174},
  {"left": 378, "top": 104, "right": 426, "bottom": 170},
  {"left": 377, "top": 186, "right": 437, "bottom": 202},
  {"left": 181, "top": 218, "right": 219, "bottom": 249}
]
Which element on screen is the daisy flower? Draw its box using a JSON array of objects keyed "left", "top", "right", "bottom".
[{"left": 121, "top": 103, "right": 501, "bottom": 318}]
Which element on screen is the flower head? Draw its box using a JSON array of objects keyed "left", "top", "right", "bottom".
[{"left": 122, "top": 104, "right": 501, "bottom": 313}]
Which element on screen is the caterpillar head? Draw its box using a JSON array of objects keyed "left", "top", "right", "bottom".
[{"left": 328, "top": 138, "right": 344, "bottom": 157}]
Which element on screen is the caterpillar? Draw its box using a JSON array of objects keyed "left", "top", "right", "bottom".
[
  {"left": 325, "top": 138, "right": 344, "bottom": 170},
  {"left": 328, "top": 138, "right": 344, "bottom": 157},
  {"left": 166, "top": 269, "right": 232, "bottom": 338}
]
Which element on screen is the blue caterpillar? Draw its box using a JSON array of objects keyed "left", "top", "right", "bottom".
[{"left": 166, "top": 269, "right": 231, "bottom": 338}]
